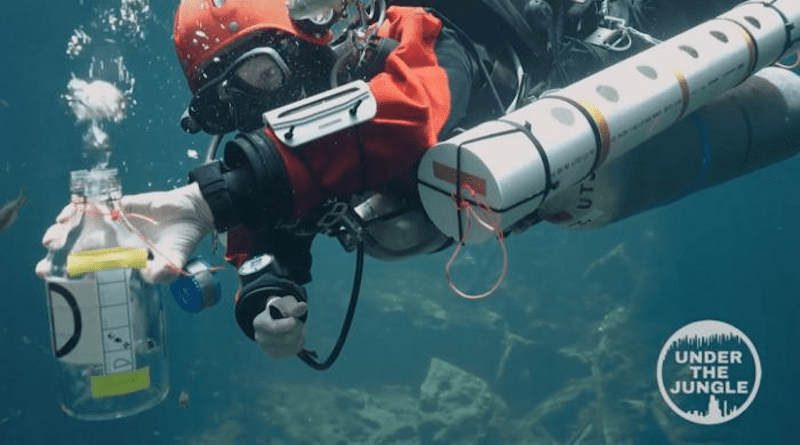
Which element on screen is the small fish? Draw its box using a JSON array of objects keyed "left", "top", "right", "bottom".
[
  {"left": 287, "top": 0, "right": 342, "bottom": 20},
  {"left": 178, "top": 390, "right": 190, "bottom": 409},
  {"left": 0, "top": 99, "right": 8, "bottom": 108},
  {"left": 0, "top": 190, "right": 25, "bottom": 234}
]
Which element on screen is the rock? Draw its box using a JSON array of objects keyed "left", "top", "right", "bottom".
[
  {"left": 259, "top": 384, "right": 420, "bottom": 445},
  {"left": 419, "top": 358, "right": 501, "bottom": 445}
]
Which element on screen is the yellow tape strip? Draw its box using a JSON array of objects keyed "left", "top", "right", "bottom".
[
  {"left": 91, "top": 367, "right": 151, "bottom": 398},
  {"left": 670, "top": 64, "right": 690, "bottom": 119},
  {"left": 577, "top": 96, "right": 611, "bottom": 164},
  {"left": 734, "top": 25, "right": 757, "bottom": 77},
  {"left": 67, "top": 247, "right": 148, "bottom": 276}
]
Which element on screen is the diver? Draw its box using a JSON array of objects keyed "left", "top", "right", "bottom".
[{"left": 36, "top": 0, "right": 800, "bottom": 363}]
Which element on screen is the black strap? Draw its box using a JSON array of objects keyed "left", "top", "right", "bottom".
[{"left": 188, "top": 162, "right": 238, "bottom": 232}]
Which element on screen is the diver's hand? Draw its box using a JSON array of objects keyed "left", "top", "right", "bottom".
[
  {"left": 119, "top": 183, "right": 215, "bottom": 283},
  {"left": 36, "top": 183, "right": 215, "bottom": 284},
  {"left": 253, "top": 295, "right": 308, "bottom": 359}
]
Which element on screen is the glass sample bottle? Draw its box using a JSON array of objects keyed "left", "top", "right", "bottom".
[{"left": 42, "top": 168, "right": 168, "bottom": 420}]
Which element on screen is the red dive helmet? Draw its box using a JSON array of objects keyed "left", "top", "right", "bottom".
[
  {"left": 173, "top": 0, "right": 334, "bottom": 92},
  {"left": 174, "top": 0, "right": 386, "bottom": 134}
]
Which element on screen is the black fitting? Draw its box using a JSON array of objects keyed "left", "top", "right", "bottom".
[
  {"left": 224, "top": 131, "right": 294, "bottom": 230},
  {"left": 189, "top": 131, "right": 294, "bottom": 232},
  {"left": 180, "top": 107, "right": 203, "bottom": 134},
  {"left": 188, "top": 161, "right": 240, "bottom": 232},
  {"left": 235, "top": 272, "right": 308, "bottom": 341}
]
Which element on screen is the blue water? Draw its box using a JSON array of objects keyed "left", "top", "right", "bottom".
[{"left": 1, "top": 1, "right": 799, "bottom": 444}]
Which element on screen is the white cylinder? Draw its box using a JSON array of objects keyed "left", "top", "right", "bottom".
[{"left": 418, "top": 0, "right": 800, "bottom": 243}]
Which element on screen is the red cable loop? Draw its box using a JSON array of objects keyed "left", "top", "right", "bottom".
[
  {"left": 444, "top": 185, "right": 509, "bottom": 300},
  {"left": 71, "top": 201, "right": 192, "bottom": 277}
]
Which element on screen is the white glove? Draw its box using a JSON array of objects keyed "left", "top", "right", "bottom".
[
  {"left": 253, "top": 295, "right": 308, "bottom": 359},
  {"left": 36, "top": 182, "right": 215, "bottom": 284}
]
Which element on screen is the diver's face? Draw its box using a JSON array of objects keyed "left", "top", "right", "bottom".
[{"left": 189, "top": 34, "right": 305, "bottom": 134}]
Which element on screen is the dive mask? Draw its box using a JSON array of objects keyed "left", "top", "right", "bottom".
[{"left": 188, "top": 46, "right": 298, "bottom": 134}]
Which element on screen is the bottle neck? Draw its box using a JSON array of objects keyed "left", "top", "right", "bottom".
[
  {"left": 70, "top": 168, "right": 122, "bottom": 202},
  {"left": 71, "top": 192, "right": 119, "bottom": 206}
]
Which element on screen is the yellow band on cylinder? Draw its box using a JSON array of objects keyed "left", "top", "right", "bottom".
[
  {"left": 67, "top": 246, "right": 148, "bottom": 276},
  {"left": 576, "top": 96, "right": 611, "bottom": 165}
]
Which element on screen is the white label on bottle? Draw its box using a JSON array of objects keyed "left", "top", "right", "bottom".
[
  {"left": 46, "top": 270, "right": 136, "bottom": 374},
  {"left": 96, "top": 269, "right": 136, "bottom": 374},
  {"left": 47, "top": 276, "right": 104, "bottom": 366}
]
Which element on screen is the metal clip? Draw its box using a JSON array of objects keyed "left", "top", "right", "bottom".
[{"left": 263, "top": 80, "right": 377, "bottom": 148}]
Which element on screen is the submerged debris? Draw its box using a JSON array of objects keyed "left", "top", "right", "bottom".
[
  {"left": 581, "top": 242, "right": 628, "bottom": 279},
  {"left": 178, "top": 390, "right": 190, "bottom": 409},
  {"left": 364, "top": 268, "right": 508, "bottom": 331}
]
